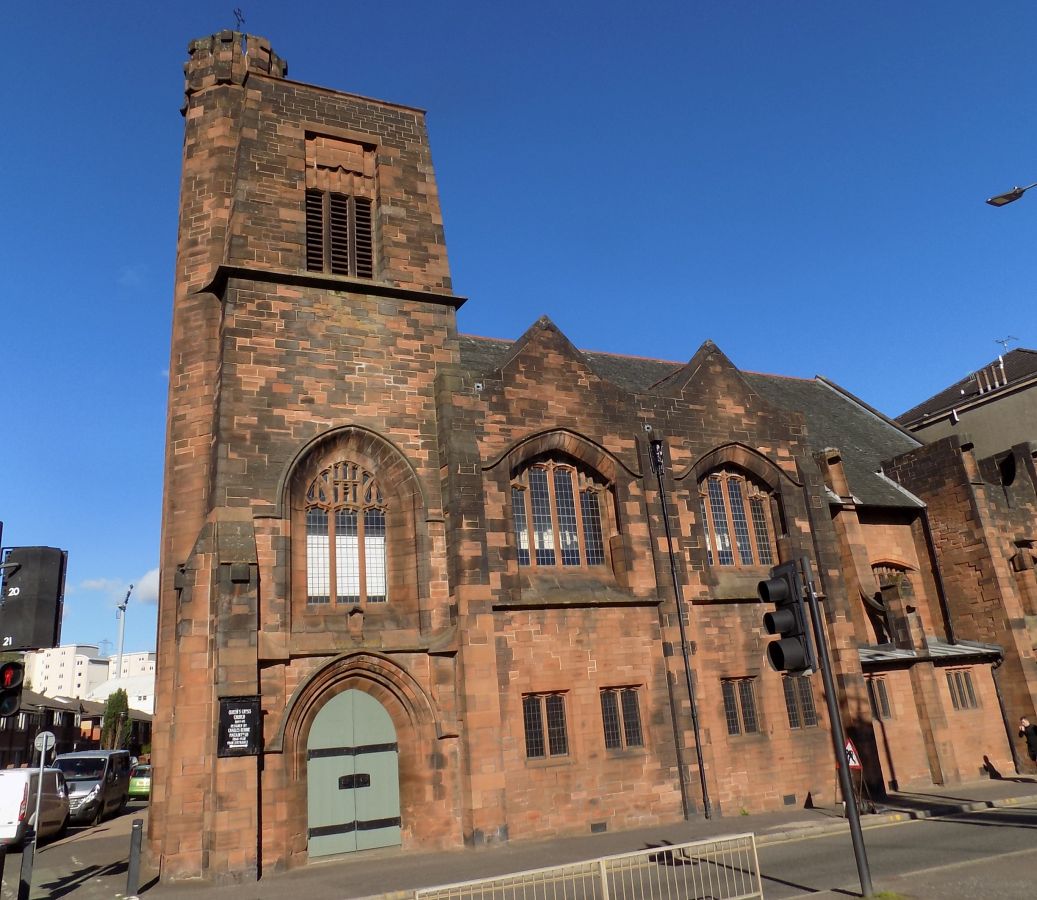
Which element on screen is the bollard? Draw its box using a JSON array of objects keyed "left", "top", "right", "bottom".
[
  {"left": 18, "top": 835, "right": 34, "bottom": 900},
  {"left": 0, "top": 844, "right": 6, "bottom": 891},
  {"left": 126, "top": 818, "right": 144, "bottom": 898}
]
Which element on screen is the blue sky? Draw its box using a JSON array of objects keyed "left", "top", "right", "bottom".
[{"left": 3, "top": 1, "right": 1035, "bottom": 654}]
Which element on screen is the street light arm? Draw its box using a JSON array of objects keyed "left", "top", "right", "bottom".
[{"left": 986, "top": 182, "right": 1037, "bottom": 207}]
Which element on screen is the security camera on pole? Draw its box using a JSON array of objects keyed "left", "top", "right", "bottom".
[{"left": 759, "top": 557, "right": 874, "bottom": 898}]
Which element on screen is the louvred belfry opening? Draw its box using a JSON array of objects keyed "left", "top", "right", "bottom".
[
  {"left": 305, "top": 134, "right": 377, "bottom": 278},
  {"left": 306, "top": 191, "right": 374, "bottom": 278}
]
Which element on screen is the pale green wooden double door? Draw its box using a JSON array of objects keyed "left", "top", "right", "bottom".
[{"left": 307, "top": 689, "right": 402, "bottom": 857}]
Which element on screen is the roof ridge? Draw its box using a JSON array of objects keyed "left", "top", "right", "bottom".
[{"left": 742, "top": 369, "right": 815, "bottom": 383}]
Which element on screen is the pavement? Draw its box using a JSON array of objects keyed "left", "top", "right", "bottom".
[
  {"left": 136, "top": 775, "right": 1037, "bottom": 900},
  {"left": 15, "top": 775, "right": 1037, "bottom": 899}
]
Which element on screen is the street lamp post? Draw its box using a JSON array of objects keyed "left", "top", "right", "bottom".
[
  {"left": 986, "top": 182, "right": 1037, "bottom": 207},
  {"left": 116, "top": 585, "right": 132, "bottom": 682},
  {"left": 649, "top": 439, "right": 712, "bottom": 820}
]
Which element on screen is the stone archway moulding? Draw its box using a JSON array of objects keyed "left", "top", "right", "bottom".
[
  {"left": 484, "top": 428, "right": 641, "bottom": 481},
  {"left": 269, "top": 650, "right": 439, "bottom": 756},
  {"left": 678, "top": 442, "right": 802, "bottom": 489},
  {"left": 271, "top": 424, "right": 433, "bottom": 520}
]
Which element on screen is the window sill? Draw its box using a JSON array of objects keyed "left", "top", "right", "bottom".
[
  {"left": 724, "top": 730, "right": 767, "bottom": 742},
  {"left": 500, "top": 572, "right": 658, "bottom": 610},
  {"left": 524, "top": 755, "right": 572, "bottom": 769},
  {"left": 604, "top": 746, "right": 648, "bottom": 760}
]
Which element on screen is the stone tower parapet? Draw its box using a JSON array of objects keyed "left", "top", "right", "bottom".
[{"left": 183, "top": 31, "right": 287, "bottom": 102}]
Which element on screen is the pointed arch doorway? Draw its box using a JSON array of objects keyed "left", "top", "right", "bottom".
[{"left": 307, "top": 689, "right": 402, "bottom": 857}]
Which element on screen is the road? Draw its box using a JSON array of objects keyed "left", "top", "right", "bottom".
[
  {"left": 1, "top": 801, "right": 1035, "bottom": 899},
  {"left": 0, "top": 800, "right": 146, "bottom": 900},
  {"left": 758, "top": 805, "right": 1037, "bottom": 898}
]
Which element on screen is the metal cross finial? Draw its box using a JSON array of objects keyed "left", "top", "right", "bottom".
[
  {"left": 234, "top": 7, "right": 245, "bottom": 28},
  {"left": 995, "top": 335, "right": 1018, "bottom": 355}
]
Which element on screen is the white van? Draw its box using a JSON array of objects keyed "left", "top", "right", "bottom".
[{"left": 0, "top": 769, "right": 70, "bottom": 846}]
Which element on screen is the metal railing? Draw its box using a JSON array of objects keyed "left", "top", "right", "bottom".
[{"left": 414, "top": 832, "right": 763, "bottom": 900}]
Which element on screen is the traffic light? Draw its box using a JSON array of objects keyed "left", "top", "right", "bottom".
[
  {"left": 0, "top": 661, "right": 24, "bottom": 717},
  {"left": 759, "top": 561, "right": 816, "bottom": 674},
  {"left": 0, "top": 547, "right": 66, "bottom": 651}
]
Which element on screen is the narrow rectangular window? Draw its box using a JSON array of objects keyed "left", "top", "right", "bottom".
[
  {"left": 749, "top": 497, "right": 773, "bottom": 565},
  {"left": 726, "top": 479, "right": 755, "bottom": 565},
  {"left": 738, "top": 679, "right": 759, "bottom": 733},
  {"left": 620, "top": 688, "right": 644, "bottom": 747},
  {"left": 797, "top": 676, "right": 818, "bottom": 727},
  {"left": 306, "top": 508, "right": 330, "bottom": 604},
  {"left": 512, "top": 487, "right": 530, "bottom": 566},
  {"left": 580, "top": 491, "right": 605, "bottom": 565},
  {"left": 783, "top": 677, "right": 801, "bottom": 729},
  {"left": 946, "top": 672, "right": 961, "bottom": 710},
  {"left": 600, "top": 690, "right": 622, "bottom": 749},
  {"left": 868, "top": 677, "right": 892, "bottom": 720},
  {"left": 545, "top": 694, "right": 568, "bottom": 756},
  {"left": 961, "top": 671, "right": 977, "bottom": 708},
  {"left": 364, "top": 509, "right": 387, "bottom": 602},
  {"left": 523, "top": 694, "right": 545, "bottom": 758},
  {"left": 707, "top": 479, "right": 734, "bottom": 565},
  {"left": 335, "top": 509, "right": 360, "bottom": 603},
  {"left": 700, "top": 498, "right": 714, "bottom": 566},
  {"left": 553, "top": 468, "right": 581, "bottom": 566},
  {"left": 528, "top": 469, "right": 556, "bottom": 566},
  {"left": 722, "top": 680, "right": 741, "bottom": 735}
]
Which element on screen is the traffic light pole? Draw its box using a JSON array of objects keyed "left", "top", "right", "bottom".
[{"left": 802, "top": 558, "right": 873, "bottom": 898}]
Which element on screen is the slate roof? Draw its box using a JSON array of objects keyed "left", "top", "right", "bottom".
[
  {"left": 457, "top": 334, "right": 922, "bottom": 508},
  {"left": 897, "top": 348, "right": 1037, "bottom": 425},
  {"left": 743, "top": 373, "right": 922, "bottom": 508}
]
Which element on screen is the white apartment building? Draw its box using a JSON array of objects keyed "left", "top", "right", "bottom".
[
  {"left": 108, "top": 651, "right": 156, "bottom": 680},
  {"left": 23, "top": 644, "right": 110, "bottom": 699},
  {"left": 88, "top": 674, "right": 155, "bottom": 715}
]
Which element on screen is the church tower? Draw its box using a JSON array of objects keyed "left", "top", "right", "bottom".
[{"left": 154, "top": 31, "right": 464, "bottom": 881}]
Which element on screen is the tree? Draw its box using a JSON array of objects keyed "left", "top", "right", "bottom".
[{"left": 101, "top": 689, "right": 130, "bottom": 750}]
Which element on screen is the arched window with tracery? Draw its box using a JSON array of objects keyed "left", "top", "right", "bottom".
[
  {"left": 305, "top": 460, "right": 387, "bottom": 605},
  {"left": 511, "top": 459, "right": 610, "bottom": 569},
  {"left": 699, "top": 468, "right": 776, "bottom": 567}
]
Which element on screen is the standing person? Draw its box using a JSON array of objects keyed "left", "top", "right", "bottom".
[{"left": 1019, "top": 717, "right": 1037, "bottom": 765}]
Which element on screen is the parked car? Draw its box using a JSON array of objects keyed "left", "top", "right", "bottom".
[
  {"left": 53, "top": 750, "right": 131, "bottom": 825},
  {"left": 128, "top": 765, "right": 151, "bottom": 800},
  {"left": 0, "top": 769, "right": 70, "bottom": 846}
]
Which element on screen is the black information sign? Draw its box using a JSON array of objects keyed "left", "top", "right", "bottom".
[{"left": 217, "top": 696, "right": 261, "bottom": 758}]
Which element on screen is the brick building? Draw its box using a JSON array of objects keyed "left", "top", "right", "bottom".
[{"left": 152, "top": 31, "right": 1037, "bottom": 884}]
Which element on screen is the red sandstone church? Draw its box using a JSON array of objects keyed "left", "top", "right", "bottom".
[{"left": 152, "top": 31, "right": 1037, "bottom": 883}]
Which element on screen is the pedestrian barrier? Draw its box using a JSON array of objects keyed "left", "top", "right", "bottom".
[{"left": 414, "top": 832, "right": 763, "bottom": 900}]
